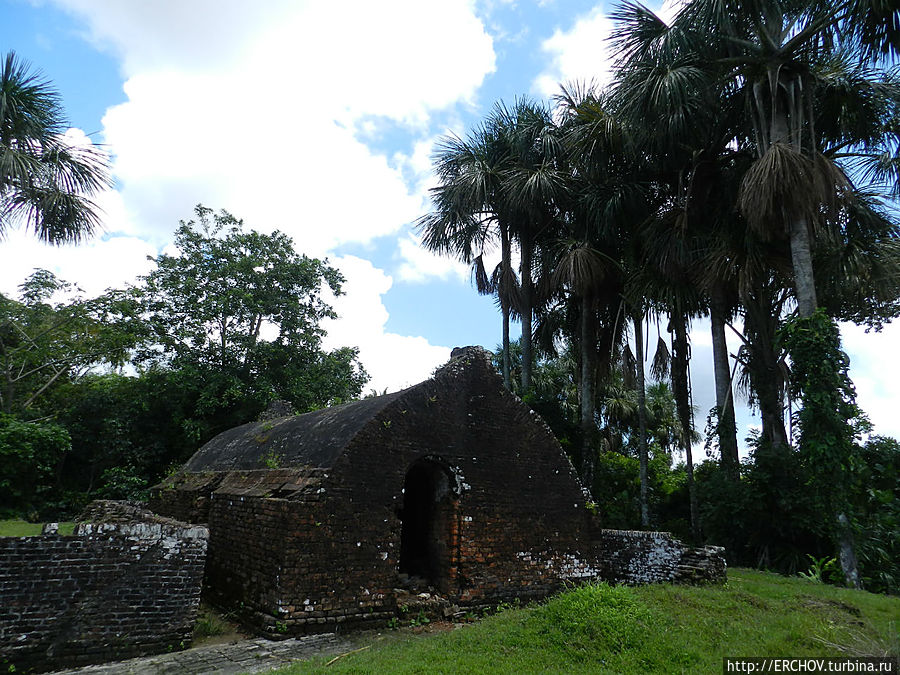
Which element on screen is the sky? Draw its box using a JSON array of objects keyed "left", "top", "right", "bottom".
[{"left": 1, "top": 0, "right": 899, "bottom": 449}]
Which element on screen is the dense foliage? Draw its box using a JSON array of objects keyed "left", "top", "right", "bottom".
[
  {"left": 0, "top": 206, "right": 367, "bottom": 518},
  {"left": 507, "top": 345, "right": 900, "bottom": 594}
]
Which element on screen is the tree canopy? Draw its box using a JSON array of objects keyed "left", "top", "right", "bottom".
[
  {"left": 0, "top": 205, "right": 368, "bottom": 519},
  {"left": 420, "top": 0, "right": 900, "bottom": 591}
]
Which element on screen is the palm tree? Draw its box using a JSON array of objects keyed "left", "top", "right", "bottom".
[
  {"left": 608, "top": 2, "right": 750, "bottom": 479},
  {"left": 552, "top": 84, "right": 636, "bottom": 488},
  {"left": 501, "top": 99, "right": 570, "bottom": 393},
  {"left": 1, "top": 51, "right": 111, "bottom": 243},
  {"left": 609, "top": 0, "right": 900, "bottom": 454},
  {"left": 670, "top": 0, "right": 900, "bottom": 318},
  {"left": 418, "top": 108, "right": 518, "bottom": 389}
]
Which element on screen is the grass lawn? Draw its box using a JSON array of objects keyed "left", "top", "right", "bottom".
[
  {"left": 270, "top": 569, "right": 899, "bottom": 674},
  {"left": 0, "top": 519, "right": 76, "bottom": 536}
]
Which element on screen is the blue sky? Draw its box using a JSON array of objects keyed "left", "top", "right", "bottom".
[{"left": 2, "top": 0, "right": 899, "bottom": 445}]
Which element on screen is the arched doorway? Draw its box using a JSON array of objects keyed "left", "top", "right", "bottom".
[{"left": 398, "top": 457, "right": 458, "bottom": 592}]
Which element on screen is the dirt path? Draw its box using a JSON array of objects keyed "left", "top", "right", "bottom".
[{"left": 48, "top": 633, "right": 354, "bottom": 675}]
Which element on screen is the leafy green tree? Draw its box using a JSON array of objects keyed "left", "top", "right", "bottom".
[
  {"left": 48, "top": 371, "right": 187, "bottom": 499},
  {"left": 854, "top": 435, "right": 900, "bottom": 594},
  {"left": 0, "top": 51, "right": 111, "bottom": 243},
  {"left": 135, "top": 205, "right": 367, "bottom": 436},
  {"left": 0, "top": 413, "right": 70, "bottom": 517},
  {"left": 0, "top": 269, "right": 141, "bottom": 415},
  {"left": 779, "top": 310, "right": 870, "bottom": 587}
]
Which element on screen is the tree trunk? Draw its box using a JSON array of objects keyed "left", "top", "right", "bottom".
[
  {"left": 790, "top": 218, "right": 818, "bottom": 317},
  {"left": 765, "top": 73, "right": 860, "bottom": 591},
  {"left": 710, "top": 288, "right": 739, "bottom": 478},
  {"left": 672, "top": 312, "right": 700, "bottom": 542},
  {"left": 743, "top": 297, "right": 789, "bottom": 451},
  {"left": 580, "top": 292, "right": 596, "bottom": 491},
  {"left": 500, "top": 227, "right": 512, "bottom": 390},
  {"left": 837, "top": 513, "right": 861, "bottom": 589},
  {"left": 633, "top": 307, "right": 650, "bottom": 528},
  {"left": 520, "top": 240, "right": 533, "bottom": 393}
]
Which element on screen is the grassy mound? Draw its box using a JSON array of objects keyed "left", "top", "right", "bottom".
[
  {"left": 273, "top": 569, "right": 899, "bottom": 674},
  {"left": 0, "top": 519, "right": 75, "bottom": 536}
]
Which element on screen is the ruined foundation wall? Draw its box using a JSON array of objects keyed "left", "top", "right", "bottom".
[
  {"left": 269, "top": 364, "right": 598, "bottom": 628},
  {"left": 381, "top": 364, "right": 596, "bottom": 604},
  {"left": 0, "top": 503, "right": 207, "bottom": 673},
  {"left": 593, "top": 529, "right": 726, "bottom": 584},
  {"left": 275, "top": 492, "right": 397, "bottom": 634},
  {"left": 146, "top": 349, "right": 726, "bottom": 639}
]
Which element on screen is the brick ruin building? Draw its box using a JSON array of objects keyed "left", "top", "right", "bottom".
[{"left": 151, "top": 346, "right": 724, "bottom": 634}]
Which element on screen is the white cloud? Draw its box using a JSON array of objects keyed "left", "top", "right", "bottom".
[
  {"left": 0, "top": 229, "right": 156, "bottom": 298},
  {"left": 396, "top": 232, "right": 470, "bottom": 284},
  {"left": 323, "top": 256, "right": 451, "bottom": 393},
  {"left": 533, "top": 0, "right": 684, "bottom": 97},
  {"left": 535, "top": 6, "right": 615, "bottom": 97},
  {"left": 841, "top": 321, "right": 900, "bottom": 440},
  {"left": 53, "top": 0, "right": 292, "bottom": 74},
  {"left": 45, "top": 1, "right": 495, "bottom": 255},
  {"left": 17, "top": 0, "right": 498, "bottom": 385}
]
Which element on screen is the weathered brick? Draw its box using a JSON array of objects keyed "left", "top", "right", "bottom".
[{"left": 0, "top": 502, "right": 208, "bottom": 673}]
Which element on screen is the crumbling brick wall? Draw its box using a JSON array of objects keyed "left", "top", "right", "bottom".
[
  {"left": 0, "top": 502, "right": 207, "bottom": 673},
  {"left": 593, "top": 529, "right": 726, "bottom": 584}
]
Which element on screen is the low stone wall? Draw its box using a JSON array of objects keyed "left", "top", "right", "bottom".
[
  {"left": 593, "top": 529, "right": 726, "bottom": 584},
  {"left": 0, "top": 502, "right": 208, "bottom": 673}
]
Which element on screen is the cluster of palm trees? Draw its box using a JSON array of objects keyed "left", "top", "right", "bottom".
[{"left": 418, "top": 0, "right": 900, "bottom": 558}]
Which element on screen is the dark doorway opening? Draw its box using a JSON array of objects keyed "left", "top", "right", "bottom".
[{"left": 398, "top": 459, "right": 456, "bottom": 592}]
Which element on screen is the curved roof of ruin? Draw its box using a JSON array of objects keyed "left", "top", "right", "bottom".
[
  {"left": 180, "top": 346, "right": 501, "bottom": 473},
  {"left": 183, "top": 389, "right": 407, "bottom": 472}
]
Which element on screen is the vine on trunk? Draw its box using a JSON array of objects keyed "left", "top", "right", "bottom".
[{"left": 778, "top": 310, "right": 869, "bottom": 587}]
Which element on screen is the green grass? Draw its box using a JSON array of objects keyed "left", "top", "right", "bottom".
[
  {"left": 271, "top": 569, "right": 899, "bottom": 674},
  {"left": 0, "top": 519, "right": 75, "bottom": 536},
  {"left": 192, "top": 603, "right": 247, "bottom": 647}
]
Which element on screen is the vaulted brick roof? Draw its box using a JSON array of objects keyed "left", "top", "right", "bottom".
[{"left": 184, "top": 390, "right": 407, "bottom": 472}]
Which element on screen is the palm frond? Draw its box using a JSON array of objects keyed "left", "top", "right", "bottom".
[
  {"left": 650, "top": 335, "right": 671, "bottom": 381},
  {"left": 738, "top": 143, "right": 850, "bottom": 236}
]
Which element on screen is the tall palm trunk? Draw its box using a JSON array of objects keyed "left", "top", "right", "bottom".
[
  {"left": 520, "top": 237, "right": 534, "bottom": 393},
  {"left": 500, "top": 227, "right": 512, "bottom": 389},
  {"left": 772, "top": 96, "right": 858, "bottom": 586},
  {"left": 743, "top": 294, "right": 789, "bottom": 451},
  {"left": 671, "top": 311, "right": 700, "bottom": 542},
  {"left": 580, "top": 292, "right": 596, "bottom": 490},
  {"left": 710, "top": 288, "right": 739, "bottom": 478},
  {"left": 633, "top": 307, "right": 650, "bottom": 527},
  {"left": 770, "top": 97, "right": 819, "bottom": 319},
  {"left": 789, "top": 217, "right": 818, "bottom": 317}
]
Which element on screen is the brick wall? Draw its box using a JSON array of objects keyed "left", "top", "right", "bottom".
[
  {"left": 593, "top": 529, "right": 726, "bottom": 584},
  {"left": 0, "top": 503, "right": 207, "bottom": 673}
]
